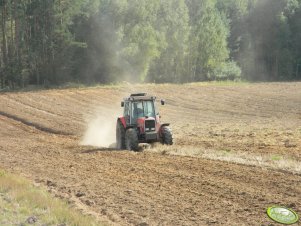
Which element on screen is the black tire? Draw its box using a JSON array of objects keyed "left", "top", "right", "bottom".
[
  {"left": 125, "top": 128, "right": 139, "bottom": 151},
  {"left": 161, "top": 126, "right": 173, "bottom": 145},
  {"left": 116, "top": 120, "right": 125, "bottom": 149}
]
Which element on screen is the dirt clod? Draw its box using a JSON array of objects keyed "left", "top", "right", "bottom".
[
  {"left": 75, "top": 191, "right": 85, "bottom": 197},
  {"left": 46, "top": 180, "right": 56, "bottom": 187},
  {"left": 26, "top": 216, "right": 38, "bottom": 224}
]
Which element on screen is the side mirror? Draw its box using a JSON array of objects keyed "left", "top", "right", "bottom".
[
  {"left": 161, "top": 99, "right": 165, "bottom": 105},
  {"left": 121, "top": 101, "right": 124, "bottom": 107}
]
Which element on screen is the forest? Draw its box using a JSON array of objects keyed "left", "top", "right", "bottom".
[{"left": 0, "top": 0, "right": 301, "bottom": 88}]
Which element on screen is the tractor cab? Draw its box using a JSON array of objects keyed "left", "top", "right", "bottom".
[
  {"left": 116, "top": 93, "right": 172, "bottom": 151},
  {"left": 121, "top": 93, "right": 157, "bottom": 125}
]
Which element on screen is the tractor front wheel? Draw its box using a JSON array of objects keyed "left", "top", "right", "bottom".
[
  {"left": 125, "top": 128, "right": 139, "bottom": 151},
  {"left": 161, "top": 126, "right": 173, "bottom": 145}
]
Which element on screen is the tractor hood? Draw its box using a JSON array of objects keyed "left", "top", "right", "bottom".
[{"left": 136, "top": 116, "right": 156, "bottom": 124}]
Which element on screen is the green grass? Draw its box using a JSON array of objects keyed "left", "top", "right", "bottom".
[
  {"left": 271, "top": 155, "right": 282, "bottom": 161},
  {"left": 0, "top": 169, "right": 101, "bottom": 226},
  {"left": 224, "top": 149, "right": 232, "bottom": 153},
  {"left": 221, "top": 149, "right": 232, "bottom": 156}
]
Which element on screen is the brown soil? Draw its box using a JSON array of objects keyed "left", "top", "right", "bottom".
[{"left": 0, "top": 82, "right": 300, "bottom": 225}]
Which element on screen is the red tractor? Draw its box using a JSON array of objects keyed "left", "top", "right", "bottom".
[{"left": 116, "top": 93, "right": 173, "bottom": 151}]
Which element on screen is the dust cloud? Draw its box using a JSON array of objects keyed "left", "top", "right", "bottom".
[
  {"left": 80, "top": 105, "right": 122, "bottom": 148},
  {"left": 80, "top": 116, "right": 116, "bottom": 148},
  {"left": 79, "top": 87, "right": 152, "bottom": 148}
]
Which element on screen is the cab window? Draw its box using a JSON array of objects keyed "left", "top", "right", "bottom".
[
  {"left": 124, "top": 102, "right": 129, "bottom": 116},
  {"left": 132, "top": 101, "right": 144, "bottom": 120},
  {"left": 143, "top": 101, "right": 155, "bottom": 117}
]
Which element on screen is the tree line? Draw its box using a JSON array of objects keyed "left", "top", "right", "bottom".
[{"left": 0, "top": 0, "right": 301, "bottom": 88}]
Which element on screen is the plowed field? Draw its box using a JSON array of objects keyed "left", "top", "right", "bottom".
[{"left": 0, "top": 82, "right": 300, "bottom": 225}]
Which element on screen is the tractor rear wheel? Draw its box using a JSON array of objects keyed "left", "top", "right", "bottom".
[
  {"left": 116, "top": 120, "right": 125, "bottom": 149},
  {"left": 161, "top": 126, "right": 173, "bottom": 145},
  {"left": 125, "top": 128, "right": 139, "bottom": 151}
]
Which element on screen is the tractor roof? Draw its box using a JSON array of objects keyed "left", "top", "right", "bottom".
[
  {"left": 130, "top": 93, "right": 147, "bottom": 97},
  {"left": 125, "top": 93, "right": 156, "bottom": 101}
]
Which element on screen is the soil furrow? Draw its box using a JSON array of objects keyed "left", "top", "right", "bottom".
[{"left": 0, "top": 111, "right": 74, "bottom": 135}]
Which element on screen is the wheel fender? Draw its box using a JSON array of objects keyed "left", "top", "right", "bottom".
[
  {"left": 118, "top": 117, "right": 126, "bottom": 128},
  {"left": 159, "top": 123, "right": 170, "bottom": 137},
  {"left": 160, "top": 123, "right": 170, "bottom": 129}
]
